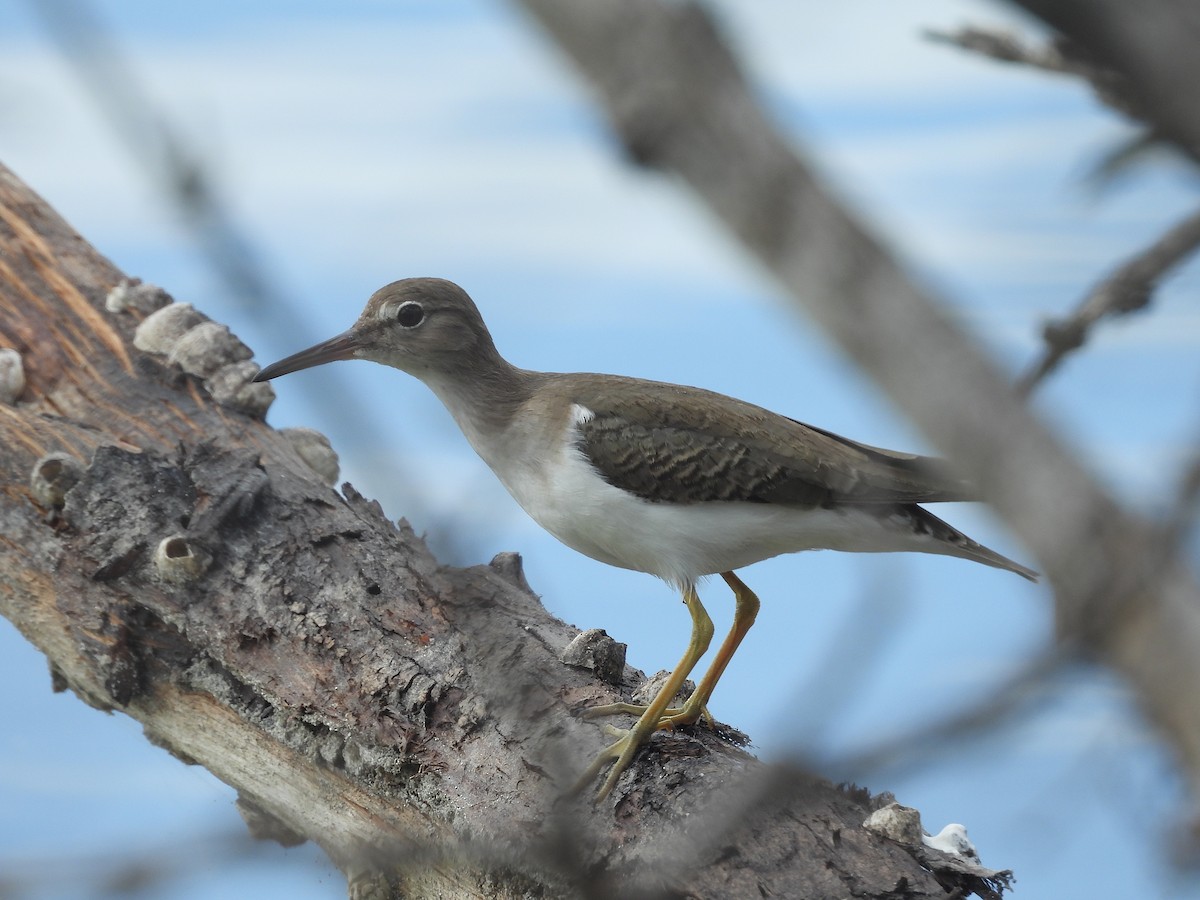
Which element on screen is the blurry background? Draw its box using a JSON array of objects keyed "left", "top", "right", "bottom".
[{"left": 2, "top": 1, "right": 1199, "bottom": 897}]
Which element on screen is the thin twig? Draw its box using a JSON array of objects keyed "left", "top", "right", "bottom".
[
  {"left": 926, "top": 26, "right": 1143, "bottom": 124},
  {"left": 1018, "top": 206, "right": 1200, "bottom": 396},
  {"left": 926, "top": 26, "right": 1073, "bottom": 73}
]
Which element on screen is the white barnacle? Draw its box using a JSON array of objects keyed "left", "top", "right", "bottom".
[
  {"left": 153, "top": 534, "right": 212, "bottom": 584},
  {"left": 133, "top": 303, "right": 207, "bottom": 356},
  {"left": 29, "top": 452, "right": 84, "bottom": 509},
  {"left": 206, "top": 360, "right": 275, "bottom": 419},
  {"left": 168, "top": 322, "right": 252, "bottom": 378},
  {"left": 105, "top": 279, "right": 172, "bottom": 314},
  {"left": 0, "top": 348, "right": 25, "bottom": 404}
]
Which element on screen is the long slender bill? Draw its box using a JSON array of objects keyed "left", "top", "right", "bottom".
[{"left": 254, "top": 330, "right": 362, "bottom": 381}]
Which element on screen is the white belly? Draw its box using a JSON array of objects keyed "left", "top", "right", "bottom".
[{"left": 488, "top": 427, "right": 919, "bottom": 589}]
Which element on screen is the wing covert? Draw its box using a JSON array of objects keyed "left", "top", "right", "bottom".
[{"left": 569, "top": 379, "right": 973, "bottom": 506}]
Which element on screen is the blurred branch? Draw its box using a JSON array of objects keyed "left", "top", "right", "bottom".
[
  {"left": 927, "top": 24, "right": 1192, "bottom": 184},
  {"left": 30, "top": 0, "right": 284, "bottom": 311},
  {"left": 926, "top": 25, "right": 1077, "bottom": 73},
  {"left": 926, "top": 26, "right": 1148, "bottom": 125},
  {"left": 781, "top": 567, "right": 913, "bottom": 747},
  {"left": 1166, "top": 442, "right": 1200, "bottom": 546},
  {"left": 1008, "top": 0, "right": 1200, "bottom": 165},
  {"left": 834, "top": 646, "right": 1073, "bottom": 782},
  {"left": 1017, "top": 205, "right": 1200, "bottom": 395},
  {"left": 1084, "top": 131, "right": 1178, "bottom": 189},
  {"left": 929, "top": 19, "right": 1200, "bottom": 397},
  {"left": 513, "top": 0, "right": 1200, "bottom": 809}
]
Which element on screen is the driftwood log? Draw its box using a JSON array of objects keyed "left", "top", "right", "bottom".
[{"left": 0, "top": 166, "right": 1008, "bottom": 897}]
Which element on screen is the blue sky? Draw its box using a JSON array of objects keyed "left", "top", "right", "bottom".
[{"left": 2, "top": 1, "right": 1200, "bottom": 897}]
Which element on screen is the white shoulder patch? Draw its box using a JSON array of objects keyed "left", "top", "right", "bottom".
[{"left": 570, "top": 403, "right": 595, "bottom": 425}]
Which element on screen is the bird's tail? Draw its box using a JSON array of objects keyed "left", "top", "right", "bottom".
[{"left": 911, "top": 507, "right": 1039, "bottom": 582}]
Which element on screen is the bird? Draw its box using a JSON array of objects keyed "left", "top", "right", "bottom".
[{"left": 254, "top": 277, "right": 1037, "bottom": 800}]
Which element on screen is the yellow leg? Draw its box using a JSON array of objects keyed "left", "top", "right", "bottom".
[
  {"left": 659, "top": 571, "right": 760, "bottom": 728},
  {"left": 573, "top": 583, "right": 714, "bottom": 800},
  {"left": 582, "top": 572, "right": 761, "bottom": 729},
  {"left": 574, "top": 572, "right": 762, "bottom": 799}
]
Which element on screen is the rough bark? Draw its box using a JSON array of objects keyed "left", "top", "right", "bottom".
[
  {"left": 515, "top": 0, "right": 1200, "bottom": 806},
  {"left": 0, "top": 166, "right": 997, "bottom": 897}
]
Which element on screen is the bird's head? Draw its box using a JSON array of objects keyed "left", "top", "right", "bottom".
[{"left": 254, "top": 278, "right": 494, "bottom": 383}]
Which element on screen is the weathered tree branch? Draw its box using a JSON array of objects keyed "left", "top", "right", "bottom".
[
  {"left": 513, "top": 0, "right": 1200, "bottom": 813},
  {"left": 0, "top": 166, "right": 989, "bottom": 897}
]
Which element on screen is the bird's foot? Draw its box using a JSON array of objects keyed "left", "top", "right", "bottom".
[
  {"left": 572, "top": 696, "right": 714, "bottom": 801},
  {"left": 582, "top": 698, "right": 714, "bottom": 729},
  {"left": 572, "top": 710, "right": 663, "bottom": 801},
  {"left": 573, "top": 584, "right": 717, "bottom": 800}
]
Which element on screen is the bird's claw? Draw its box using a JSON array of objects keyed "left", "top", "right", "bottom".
[{"left": 571, "top": 698, "right": 715, "bottom": 801}]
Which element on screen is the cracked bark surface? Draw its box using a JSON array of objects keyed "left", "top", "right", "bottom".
[{"left": 0, "top": 164, "right": 1002, "bottom": 897}]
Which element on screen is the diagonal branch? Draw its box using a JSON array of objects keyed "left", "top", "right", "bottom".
[{"left": 0, "top": 164, "right": 961, "bottom": 898}]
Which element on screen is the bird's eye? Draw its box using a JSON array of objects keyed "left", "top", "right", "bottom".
[{"left": 394, "top": 301, "right": 425, "bottom": 328}]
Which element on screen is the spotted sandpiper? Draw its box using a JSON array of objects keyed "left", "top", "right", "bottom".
[{"left": 255, "top": 278, "right": 1037, "bottom": 800}]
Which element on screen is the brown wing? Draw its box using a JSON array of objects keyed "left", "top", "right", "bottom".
[{"left": 570, "top": 375, "right": 973, "bottom": 506}]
